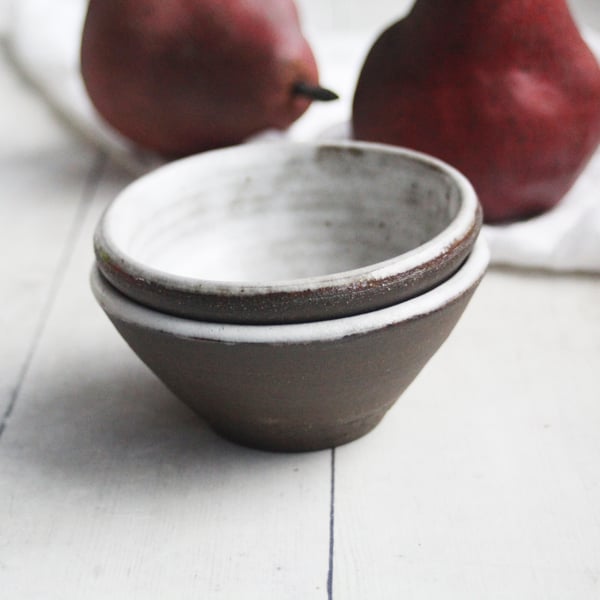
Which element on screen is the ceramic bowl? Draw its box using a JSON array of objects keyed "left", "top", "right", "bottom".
[
  {"left": 94, "top": 141, "right": 482, "bottom": 324},
  {"left": 91, "top": 237, "right": 489, "bottom": 452}
]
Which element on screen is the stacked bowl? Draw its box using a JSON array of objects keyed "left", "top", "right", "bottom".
[{"left": 91, "top": 141, "right": 487, "bottom": 452}]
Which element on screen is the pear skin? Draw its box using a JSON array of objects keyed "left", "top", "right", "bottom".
[
  {"left": 81, "top": 0, "right": 335, "bottom": 156},
  {"left": 352, "top": 0, "right": 600, "bottom": 223}
]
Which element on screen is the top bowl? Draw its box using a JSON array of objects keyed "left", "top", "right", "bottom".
[{"left": 94, "top": 141, "right": 482, "bottom": 324}]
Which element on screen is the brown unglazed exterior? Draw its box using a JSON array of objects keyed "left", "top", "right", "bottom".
[{"left": 104, "top": 282, "right": 479, "bottom": 452}]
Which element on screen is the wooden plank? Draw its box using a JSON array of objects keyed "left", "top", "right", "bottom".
[
  {"left": 331, "top": 269, "right": 600, "bottom": 598},
  {"left": 0, "top": 159, "right": 333, "bottom": 599},
  {"left": 0, "top": 53, "right": 98, "bottom": 423}
]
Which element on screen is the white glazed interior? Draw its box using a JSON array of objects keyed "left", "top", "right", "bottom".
[
  {"left": 92, "top": 238, "right": 489, "bottom": 344},
  {"left": 97, "top": 141, "right": 479, "bottom": 291}
]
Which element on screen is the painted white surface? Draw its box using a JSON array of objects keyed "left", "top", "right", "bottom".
[
  {"left": 1, "top": 4, "right": 600, "bottom": 599},
  {"left": 0, "top": 54, "right": 331, "bottom": 598},
  {"left": 334, "top": 268, "right": 600, "bottom": 598},
  {"left": 0, "top": 50, "right": 97, "bottom": 419}
]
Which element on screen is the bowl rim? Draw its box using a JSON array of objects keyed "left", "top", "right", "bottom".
[
  {"left": 91, "top": 237, "right": 489, "bottom": 344},
  {"left": 94, "top": 140, "right": 481, "bottom": 297}
]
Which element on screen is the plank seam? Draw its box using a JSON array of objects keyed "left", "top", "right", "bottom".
[
  {"left": 327, "top": 446, "right": 336, "bottom": 600},
  {"left": 0, "top": 150, "right": 107, "bottom": 441}
]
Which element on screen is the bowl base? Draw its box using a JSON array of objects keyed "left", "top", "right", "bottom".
[{"left": 206, "top": 410, "right": 388, "bottom": 453}]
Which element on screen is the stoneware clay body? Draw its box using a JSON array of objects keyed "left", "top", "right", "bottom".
[
  {"left": 91, "top": 239, "right": 489, "bottom": 452},
  {"left": 91, "top": 139, "right": 488, "bottom": 452},
  {"left": 352, "top": 0, "right": 600, "bottom": 223}
]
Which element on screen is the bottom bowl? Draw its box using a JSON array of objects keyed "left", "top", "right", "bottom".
[{"left": 91, "top": 238, "right": 489, "bottom": 452}]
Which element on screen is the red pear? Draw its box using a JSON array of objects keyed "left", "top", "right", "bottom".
[
  {"left": 352, "top": 0, "right": 600, "bottom": 223},
  {"left": 81, "top": 0, "right": 336, "bottom": 156}
]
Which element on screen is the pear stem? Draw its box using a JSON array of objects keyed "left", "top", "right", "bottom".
[{"left": 292, "top": 81, "right": 339, "bottom": 102}]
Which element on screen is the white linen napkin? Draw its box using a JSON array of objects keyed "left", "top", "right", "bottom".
[{"left": 3, "top": 0, "right": 600, "bottom": 273}]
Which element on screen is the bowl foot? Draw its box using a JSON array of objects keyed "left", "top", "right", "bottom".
[{"left": 205, "top": 410, "right": 388, "bottom": 453}]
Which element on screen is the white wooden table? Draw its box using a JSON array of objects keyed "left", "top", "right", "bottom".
[{"left": 2, "top": 15, "right": 600, "bottom": 598}]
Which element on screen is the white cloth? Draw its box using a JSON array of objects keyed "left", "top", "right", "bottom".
[{"left": 3, "top": 0, "right": 600, "bottom": 272}]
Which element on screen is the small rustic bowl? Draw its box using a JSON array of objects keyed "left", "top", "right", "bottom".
[
  {"left": 91, "top": 237, "right": 489, "bottom": 452},
  {"left": 94, "top": 141, "right": 482, "bottom": 324}
]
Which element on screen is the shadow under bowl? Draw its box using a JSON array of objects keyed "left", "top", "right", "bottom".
[
  {"left": 94, "top": 141, "right": 482, "bottom": 324},
  {"left": 91, "top": 238, "right": 489, "bottom": 452}
]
